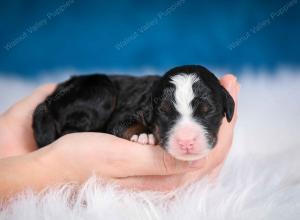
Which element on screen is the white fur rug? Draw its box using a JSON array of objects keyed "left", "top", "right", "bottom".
[{"left": 0, "top": 68, "right": 300, "bottom": 220}]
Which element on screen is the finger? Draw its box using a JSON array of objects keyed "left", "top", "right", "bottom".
[
  {"left": 68, "top": 133, "right": 206, "bottom": 177},
  {"left": 112, "top": 175, "right": 183, "bottom": 192},
  {"left": 207, "top": 75, "right": 240, "bottom": 166},
  {"left": 124, "top": 141, "right": 206, "bottom": 177},
  {"left": 219, "top": 74, "right": 240, "bottom": 136},
  {"left": 219, "top": 74, "right": 240, "bottom": 126},
  {"left": 2, "top": 84, "right": 57, "bottom": 153},
  {"left": 220, "top": 74, "right": 239, "bottom": 102},
  {"left": 112, "top": 166, "right": 213, "bottom": 192}
]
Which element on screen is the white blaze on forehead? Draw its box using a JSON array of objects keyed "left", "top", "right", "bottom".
[
  {"left": 167, "top": 74, "right": 211, "bottom": 160},
  {"left": 170, "top": 74, "right": 199, "bottom": 117}
]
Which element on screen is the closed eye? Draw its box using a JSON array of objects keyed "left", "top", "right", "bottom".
[
  {"left": 158, "top": 102, "right": 172, "bottom": 113},
  {"left": 192, "top": 98, "right": 211, "bottom": 115}
]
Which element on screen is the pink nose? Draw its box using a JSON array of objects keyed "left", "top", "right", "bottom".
[{"left": 178, "top": 138, "right": 196, "bottom": 152}]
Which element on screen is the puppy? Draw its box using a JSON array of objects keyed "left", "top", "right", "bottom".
[
  {"left": 33, "top": 65, "right": 234, "bottom": 161},
  {"left": 149, "top": 65, "right": 234, "bottom": 160}
]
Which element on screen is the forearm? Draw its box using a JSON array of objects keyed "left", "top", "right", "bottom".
[
  {"left": 0, "top": 145, "right": 72, "bottom": 201},
  {"left": 0, "top": 115, "right": 12, "bottom": 158}
]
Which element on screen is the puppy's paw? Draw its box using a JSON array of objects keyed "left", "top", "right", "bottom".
[{"left": 130, "top": 133, "right": 155, "bottom": 145}]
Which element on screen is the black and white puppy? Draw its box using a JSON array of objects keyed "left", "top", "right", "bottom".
[{"left": 33, "top": 65, "right": 234, "bottom": 161}]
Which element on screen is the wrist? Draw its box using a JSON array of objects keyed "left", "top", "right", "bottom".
[
  {"left": 32, "top": 143, "right": 80, "bottom": 185},
  {"left": 44, "top": 135, "right": 103, "bottom": 184}
]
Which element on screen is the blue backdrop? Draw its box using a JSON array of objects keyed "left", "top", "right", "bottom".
[{"left": 0, "top": 0, "right": 299, "bottom": 77}]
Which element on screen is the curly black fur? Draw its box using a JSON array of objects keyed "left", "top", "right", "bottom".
[{"left": 33, "top": 65, "right": 234, "bottom": 148}]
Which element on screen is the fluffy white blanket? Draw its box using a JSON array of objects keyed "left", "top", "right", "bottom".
[{"left": 0, "top": 69, "right": 300, "bottom": 220}]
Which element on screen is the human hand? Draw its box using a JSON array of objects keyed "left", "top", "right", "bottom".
[
  {"left": 106, "top": 74, "right": 240, "bottom": 191},
  {"left": 0, "top": 84, "right": 56, "bottom": 158},
  {"left": 0, "top": 74, "right": 238, "bottom": 194},
  {"left": 39, "top": 74, "right": 239, "bottom": 191},
  {"left": 177, "top": 74, "right": 240, "bottom": 185}
]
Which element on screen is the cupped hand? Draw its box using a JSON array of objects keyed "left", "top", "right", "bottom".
[
  {"left": 40, "top": 74, "right": 239, "bottom": 191},
  {"left": 0, "top": 74, "right": 239, "bottom": 192},
  {"left": 0, "top": 84, "right": 56, "bottom": 158},
  {"left": 109, "top": 74, "right": 240, "bottom": 191}
]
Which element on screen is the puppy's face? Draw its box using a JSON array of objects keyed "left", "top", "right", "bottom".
[{"left": 151, "top": 65, "right": 234, "bottom": 161}]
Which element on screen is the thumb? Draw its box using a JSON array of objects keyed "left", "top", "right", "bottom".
[{"left": 22, "top": 84, "right": 57, "bottom": 111}]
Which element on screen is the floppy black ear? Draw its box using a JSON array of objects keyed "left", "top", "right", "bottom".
[
  {"left": 32, "top": 103, "right": 57, "bottom": 148},
  {"left": 221, "top": 86, "right": 235, "bottom": 122}
]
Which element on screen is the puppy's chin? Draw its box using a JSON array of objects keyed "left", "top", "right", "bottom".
[{"left": 167, "top": 148, "right": 211, "bottom": 161}]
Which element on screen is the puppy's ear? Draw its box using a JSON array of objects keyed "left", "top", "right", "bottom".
[
  {"left": 32, "top": 103, "right": 57, "bottom": 148},
  {"left": 221, "top": 86, "right": 235, "bottom": 122}
]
